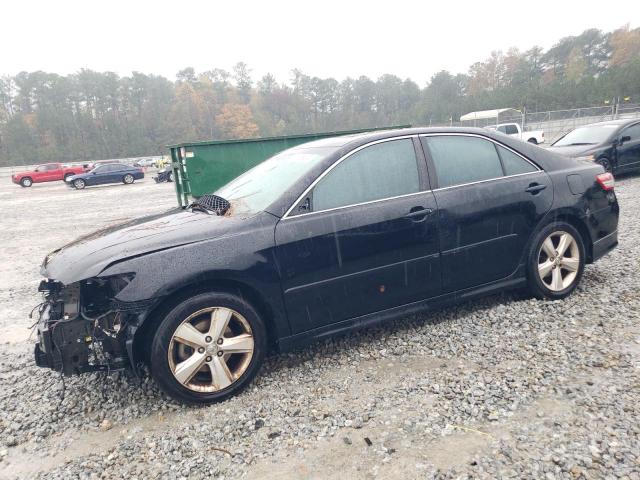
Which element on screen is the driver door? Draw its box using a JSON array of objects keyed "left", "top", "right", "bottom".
[{"left": 274, "top": 137, "right": 441, "bottom": 335}]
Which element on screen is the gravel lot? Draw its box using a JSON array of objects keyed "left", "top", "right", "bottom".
[{"left": 0, "top": 171, "right": 639, "bottom": 479}]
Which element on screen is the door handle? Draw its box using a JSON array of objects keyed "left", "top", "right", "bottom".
[
  {"left": 525, "top": 183, "right": 547, "bottom": 194},
  {"left": 405, "top": 207, "right": 434, "bottom": 221}
]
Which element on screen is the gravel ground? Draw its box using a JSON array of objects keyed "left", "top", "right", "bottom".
[{"left": 0, "top": 172, "right": 639, "bottom": 479}]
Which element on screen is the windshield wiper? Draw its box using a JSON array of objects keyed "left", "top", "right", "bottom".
[
  {"left": 187, "top": 194, "right": 231, "bottom": 216},
  {"left": 564, "top": 142, "right": 596, "bottom": 146}
]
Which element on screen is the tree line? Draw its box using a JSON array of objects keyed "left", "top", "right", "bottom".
[{"left": 1, "top": 25, "right": 639, "bottom": 166}]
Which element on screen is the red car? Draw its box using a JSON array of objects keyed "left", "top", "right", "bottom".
[{"left": 11, "top": 163, "right": 89, "bottom": 187}]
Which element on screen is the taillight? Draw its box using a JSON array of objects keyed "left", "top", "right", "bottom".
[{"left": 596, "top": 172, "right": 614, "bottom": 191}]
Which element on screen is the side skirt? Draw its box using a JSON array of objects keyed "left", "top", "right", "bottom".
[{"left": 277, "top": 265, "right": 527, "bottom": 353}]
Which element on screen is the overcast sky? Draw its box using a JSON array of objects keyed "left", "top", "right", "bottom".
[{"left": 1, "top": 0, "right": 638, "bottom": 85}]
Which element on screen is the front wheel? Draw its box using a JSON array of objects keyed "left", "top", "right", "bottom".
[
  {"left": 598, "top": 157, "right": 612, "bottom": 173},
  {"left": 150, "top": 291, "right": 266, "bottom": 404},
  {"left": 123, "top": 174, "right": 135, "bottom": 184},
  {"left": 73, "top": 178, "right": 86, "bottom": 189},
  {"left": 527, "top": 222, "right": 585, "bottom": 300},
  {"left": 20, "top": 177, "right": 33, "bottom": 187}
]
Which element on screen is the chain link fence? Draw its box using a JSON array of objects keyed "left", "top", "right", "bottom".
[{"left": 434, "top": 103, "right": 640, "bottom": 144}]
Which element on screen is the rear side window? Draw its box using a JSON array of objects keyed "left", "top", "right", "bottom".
[
  {"left": 312, "top": 139, "right": 420, "bottom": 211},
  {"left": 496, "top": 145, "right": 538, "bottom": 175},
  {"left": 422, "top": 136, "right": 503, "bottom": 188}
]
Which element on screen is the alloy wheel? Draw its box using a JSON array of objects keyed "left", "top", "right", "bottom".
[
  {"left": 168, "top": 307, "right": 254, "bottom": 392},
  {"left": 124, "top": 174, "right": 134, "bottom": 184},
  {"left": 537, "top": 231, "right": 580, "bottom": 291}
]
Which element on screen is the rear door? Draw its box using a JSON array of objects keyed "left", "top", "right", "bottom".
[
  {"left": 41, "top": 164, "right": 60, "bottom": 182},
  {"left": 616, "top": 123, "right": 640, "bottom": 172},
  {"left": 47, "top": 164, "right": 63, "bottom": 181},
  {"left": 275, "top": 137, "right": 441, "bottom": 334},
  {"left": 420, "top": 134, "right": 552, "bottom": 292},
  {"left": 107, "top": 164, "right": 124, "bottom": 183}
]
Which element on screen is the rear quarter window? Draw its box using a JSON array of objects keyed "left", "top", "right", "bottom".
[{"left": 496, "top": 145, "right": 538, "bottom": 175}]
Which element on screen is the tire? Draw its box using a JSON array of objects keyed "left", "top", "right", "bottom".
[
  {"left": 20, "top": 177, "right": 33, "bottom": 187},
  {"left": 168, "top": 171, "right": 174, "bottom": 182},
  {"left": 527, "top": 222, "right": 586, "bottom": 300},
  {"left": 64, "top": 173, "right": 74, "bottom": 182},
  {"left": 598, "top": 157, "right": 612, "bottom": 173},
  {"left": 150, "top": 291, "right": 266, "bottom": 404},
  {"left": 527, "top": 138, "right": 538, "bottom": 144},
  {"left": 73, "top": 178, "right": 86, "bottom": 190},
  {"left": 123, "top": 174, "right": 135, "bottom": 184}
]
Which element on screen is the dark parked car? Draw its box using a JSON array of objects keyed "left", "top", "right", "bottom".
[
  {"left": 34, "top": 128, "right": 619, "bottom": 404},
  {"left": 547, "top": 119, "right": 640, "bottom": 174},
  {"left": 67, "top": 163, "right": 144, "bottom": 189}
]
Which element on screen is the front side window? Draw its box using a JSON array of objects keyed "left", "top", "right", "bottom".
[
  {"left": 496, "top": 145, "right": 538, "bottom": 175},
  {"left": 312, "top": 139, "right": 420, "bottom": 212},
  {"left": 423, "top": 136, "right": 504, "bottom": 188},
  {"left": 621, "top": 123, "right": 640, "bottom": 142}
]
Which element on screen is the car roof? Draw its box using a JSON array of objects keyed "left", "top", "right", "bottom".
[{"left": 578, "top": 118, "right": 639, "bottom": 128}]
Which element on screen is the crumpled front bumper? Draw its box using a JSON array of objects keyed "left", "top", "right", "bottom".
[{"left": 33, "top": 303, "right": 100, "bottom": 375}]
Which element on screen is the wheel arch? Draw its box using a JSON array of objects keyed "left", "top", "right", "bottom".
[
  {"left": 531, "top": 211, "right": 594, "bottom": 264},
  {"left": 131, "top": 277, "right": 281, "bottom": 367}
]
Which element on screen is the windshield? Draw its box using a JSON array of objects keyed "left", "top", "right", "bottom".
[
  {"left": 553, "top": 125, "right": 619, "bottom": 146},
  {"left": 215, "top": 146, "right": 335, "bottom": 215}
]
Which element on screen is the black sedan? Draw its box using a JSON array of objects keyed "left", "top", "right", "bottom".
[
  {"left": 548, "top": 119, "right": 640, "bottom": 174},
  {"left": 34, "top": 128, "right": 619, "bottom": 404},
  {"left": 67, "top": 163, "right": 144, "bottom": 189}
]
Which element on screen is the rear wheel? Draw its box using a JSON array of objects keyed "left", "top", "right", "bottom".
[
  {"left": 63, "top": 173, "right": 74, "bottom": 182},
  {"left": 527, "top": 222, "right": 585, "bottom": 300},
  {"left": 123, "top": 174, "right": 134, "bottom": 184},
  {"left": 73, "top": 178, "right": 85, "bottom": 189},
  {"left": 20, "top": 177, "right": 33, "bottom": 187},
  {"left": 527, "top": 138, "right": 538, "bottom": 144},
  {"left": 150, "top": 291, "right": 266, "bottom": 404}
]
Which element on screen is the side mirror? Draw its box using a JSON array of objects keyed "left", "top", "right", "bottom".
[
  {"left": 619, "top": 135, "right": 631, "bottom": 145},
  {"left": 298, "top": 197, "right": 311, "bottom": 212}
]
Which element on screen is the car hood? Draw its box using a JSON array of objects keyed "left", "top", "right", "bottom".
[
  {"left": 13, "top": 170, "right": 34, "bottom": 177},
  {"left": 546, "top": 145, "right": 597, "bottom": 157},
  {"left": 41, "top": 208, "right": 260, "bottom": 285}
]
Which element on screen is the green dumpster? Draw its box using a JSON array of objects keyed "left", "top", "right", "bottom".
[{"left": 167, "top": 125, "right": 410, "bottom": 207}]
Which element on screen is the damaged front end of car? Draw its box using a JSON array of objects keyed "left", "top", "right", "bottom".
[{"left": 34, "top": 273, "right": 151, "bottom": 376}]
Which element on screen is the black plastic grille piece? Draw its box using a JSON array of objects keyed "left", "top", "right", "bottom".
[{"left": 191, "top": 194, "right": 231, "bottom": 215}]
